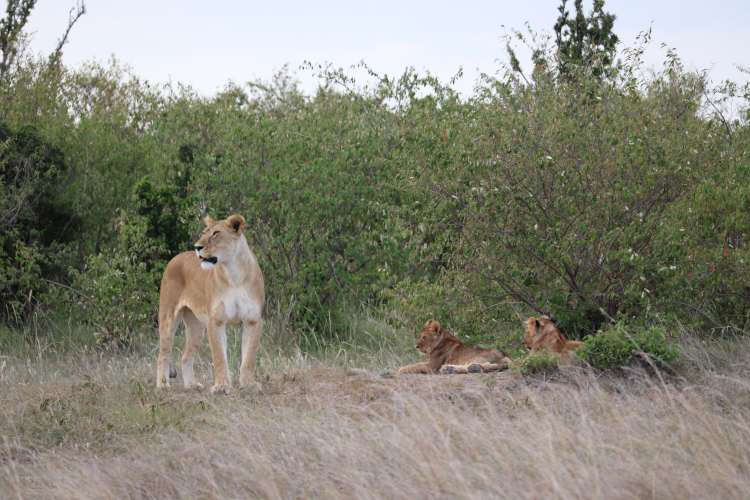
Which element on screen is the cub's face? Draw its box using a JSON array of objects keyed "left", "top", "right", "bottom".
[
  {"left": 416, "top": 319, "right": 444, "bottom": 355},
  {"left": 523, "top": 315, "right": 557, "bottom": 349},
  {"left": 194, "top": 215, "right": 246, "bottom": 270}
]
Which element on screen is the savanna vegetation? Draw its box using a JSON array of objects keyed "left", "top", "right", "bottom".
[{"left": 2, "top": 0, "right": 750, "bottom": 497}]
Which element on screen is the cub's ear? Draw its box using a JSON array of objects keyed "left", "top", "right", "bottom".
[
  {"left": 430, "top": 321, "right": 441, "bottom": 333},
  {"left": 425, "top": 319, "right": 435, "bottom": 327},
  {"left": 535, "top": 319, "right": 541, "bottom": 329},
  {"left": 539, "top": 315, "right": 551, "bottom": 320},
  {"left": 203, "top": 215, "right": 215, "bottom": 226},
  {"left": 225, "top": 214, "right": 246, "bottom": 234}
]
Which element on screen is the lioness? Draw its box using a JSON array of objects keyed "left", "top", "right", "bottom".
[
  {"left": 156, "top": 214, "right": 265, "bottom": 395},
  {"left": 523, "top": 315, "right": 582, "bottom": 357},
  {"left": 398, "top": 319, "right": 513, "bottom": 374}
]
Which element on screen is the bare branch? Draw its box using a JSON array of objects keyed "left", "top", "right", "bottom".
[{"left": 50, "top": 1, "right": 86, "bottom": 62}]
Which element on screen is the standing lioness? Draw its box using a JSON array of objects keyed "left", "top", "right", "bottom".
[{"left": 156, "top": 214, "right": 265, "bottom": 395}]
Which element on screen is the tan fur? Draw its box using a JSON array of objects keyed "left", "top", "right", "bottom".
[
  {"left": 398, "top": 320, "right": 513, "bottom": 374},
  {"left": 156, "top": 214, "right": 265, "bottom": 395},
  {"left": 523, "top": 316, "right": 583, "bottom": 359}
]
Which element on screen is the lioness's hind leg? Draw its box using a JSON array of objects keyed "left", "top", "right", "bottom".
[
  {"left": 240, "top": 317, "right": 263, "bottom": 391},
  {"left": 157, "top": 307, "right": 183, "bottom": 388},
  {"left": 181, "top": 309, "right": 205, "bottom": 389}
]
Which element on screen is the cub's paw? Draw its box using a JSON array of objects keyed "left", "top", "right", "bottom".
[
  {"left": 210, "top": 385, "right": 231, "bottom": 396},
  {"left": 440, "top": 365, "right": 455, "bottom": 375},
  {"left": 467, "top": 364, "right": 483, "bottom": 373},
  {"left": 169, "top": 367, "right": 178, "bottom": 379}
]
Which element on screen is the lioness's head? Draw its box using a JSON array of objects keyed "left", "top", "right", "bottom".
[
  {"left": 194, "top": 214, "right": 247, "bottom": 270},
  {"left": 523, "top": 315, "right": 558, "bottom": 349},
  {"left": 416, "top": 319, "right": 447, "bottom": 355}
]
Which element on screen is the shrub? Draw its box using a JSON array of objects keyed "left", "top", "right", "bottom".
[
  {"left": 0, "top": 122, "right": 80, "bottom": 322},
  {"left": 184, "top": 69, "right": 417, "bottom": 335},
  {"left": 71, "top": 213, "right": 165, "bottom": 348},
  {"left": 393, "top": 31, "right": 748, "bottom": 337},
  {"left": 576, "top": 323, "right": 679, "bottom": 370}
]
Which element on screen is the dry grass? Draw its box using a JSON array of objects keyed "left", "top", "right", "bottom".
[{"left": 2, "top": 318, "right": 750, "bottom": 499}]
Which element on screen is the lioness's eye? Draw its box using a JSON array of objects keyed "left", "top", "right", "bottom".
[{"left": 211, "top": 231, "right": 220, "bottom": 237}]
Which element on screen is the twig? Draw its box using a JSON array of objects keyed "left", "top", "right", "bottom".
[{"left": 41, "top": 279, "right": 91, "bottom": 301}]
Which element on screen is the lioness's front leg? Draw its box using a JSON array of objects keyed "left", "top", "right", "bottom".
[
  {"left": 240, "top": 317, "right": 262, "bottom": 391},
  {"left": 207, "top": 320, "right": 232, "bottom": 395},
  {"left": 181, "top": 310, "right": 206, "bottom": 389},
  {"left": 397, "top": 362, "right": 434, "bottom": 374}
]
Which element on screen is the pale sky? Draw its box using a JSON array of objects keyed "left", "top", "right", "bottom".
[{"left": 18, "top": 0, "right": 750, "bottom": 97}]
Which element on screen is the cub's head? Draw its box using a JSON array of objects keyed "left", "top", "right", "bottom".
[
  {"left": 194, "top": 214, "right": 246, "bottom": 270},
  {"left": 416, "top": 319, "right": 447, "bottom": 355},
  {"left": 523, "top": 315, "right": 558, "bottom": 349}
]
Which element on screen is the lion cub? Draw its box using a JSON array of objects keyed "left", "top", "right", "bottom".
[
  {"left": 398, "top": 319, "right": 513, "bottom": 374},
  {"left": 523, "top": 316, "right": 582, "bottom": 357}
]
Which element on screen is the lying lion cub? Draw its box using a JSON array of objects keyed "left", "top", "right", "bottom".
[
  {"left": 156, "top": 214, "right": 265, "bottom": 395},
  {"left": 523, "top": 315, "right": 582, "bottom": 356},
  {"left": 398, "top": 319, "right": 513, "bottom": 374}
]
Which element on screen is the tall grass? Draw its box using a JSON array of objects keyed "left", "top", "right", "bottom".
[{"left": 2, "top": 316, "right": 750, "bottom": 499}]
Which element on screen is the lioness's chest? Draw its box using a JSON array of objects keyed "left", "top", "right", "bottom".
[{"left": 216, "top": 289, "right": 260, "bottom": 324}]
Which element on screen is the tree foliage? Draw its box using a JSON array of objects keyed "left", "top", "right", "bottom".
[
  {"left": 0, "top": 4, "right": 747, "bottom": 352},
  {"left": 554, "top": 0, "right": 619, "bottom": 78}
]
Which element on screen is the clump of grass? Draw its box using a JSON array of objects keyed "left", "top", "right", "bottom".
[{"left": 511, "top": 351, "right": 560, "bottom": 375}]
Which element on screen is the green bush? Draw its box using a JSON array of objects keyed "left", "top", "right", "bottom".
[
  {"left": 71, "top": 213, "right": 165, "bottom": 348},
  {"left": 184, "top": 69, "right": 417, "bottom": 335},
  {"left": 391, "top": 32, "right": 748, "bottom": 337},
  {"left": 0, "top": 122, "right": 80, "bottom": 322},
  {"left": 576, "top": 323, "right": 679, "bottom": 370}
]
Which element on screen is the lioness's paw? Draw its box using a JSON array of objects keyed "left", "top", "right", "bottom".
[
  {"left": 185, "top": 382, "right": 204, "bottom": 390},
  {"left": 169, "top": 367, "right": 178, "bottom": 379},
  {"left": 210, "top": 385, "right": 231, "bottom": 396},
  {"left": 441, "top": 365, "right": 454, "bottom": 375},
  {"left": 240, "top": 381, "right": 262, "bottom": 394},
  {"left": 157, "top": 378, "right": 170, "bottom": 389},
  {"left": 468, "top": 363, "right": 483, "bottom": 373}
]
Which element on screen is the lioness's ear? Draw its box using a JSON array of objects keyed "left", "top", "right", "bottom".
[
  {"left": 225, "top": 214, "right": 246, "bottom": 235},
  {"left": 535, "top": 319, "right": 541, "bottom": 329},
  {"left": 204, "top": 215, "right": 215, "bottom": 226}
]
